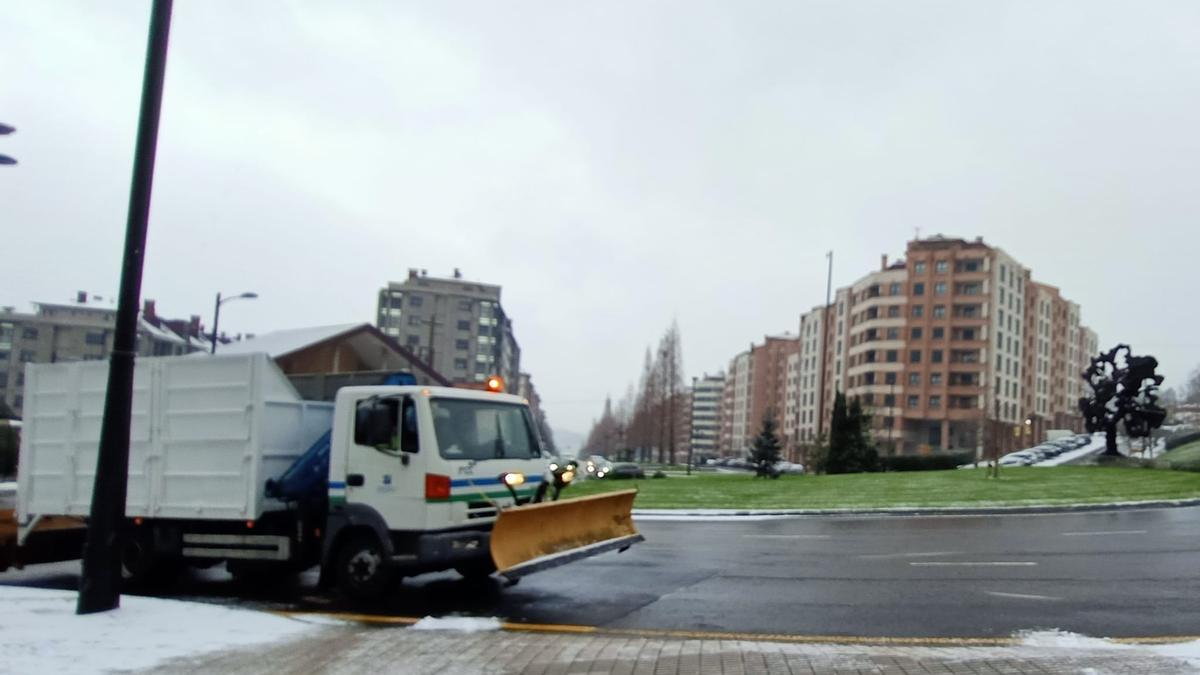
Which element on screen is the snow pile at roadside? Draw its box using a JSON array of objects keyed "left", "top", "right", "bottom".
[
  {"left": 0, "top": 586, "right": 317, "bottom": 674},
  {"left": 1019, "top": 630, "right": 1200, "bottom": 668},
  {"left": 409, "top": 615, "right": 502, "bottom": 632},
  {"left": 0, "top": 481, "right": 16, "bottom": 492}
]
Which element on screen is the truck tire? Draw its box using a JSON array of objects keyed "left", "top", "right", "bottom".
[
  {"left": 122, "top": 535, "right": 181, "bottom": 588},
  {"left": 335, "top": 533, "right": 394, "bottom": 602}
]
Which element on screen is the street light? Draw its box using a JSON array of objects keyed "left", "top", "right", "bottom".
[
  {"left": 211, "top": 291, "right": 257, "bottom": 353},
  {"left": 0, "top": 122, "right": 16, "bottom": 165}
]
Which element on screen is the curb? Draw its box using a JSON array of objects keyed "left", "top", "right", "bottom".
[{"left": 631, "top": 498, "right": 1200, "bottom": 518}]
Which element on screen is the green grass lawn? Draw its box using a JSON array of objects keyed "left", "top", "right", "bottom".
[
  {"left": 1157, "top": 441, "right": 1200, "bottom": 471},
  {"left": 564, "top": 466, "right": 1200, "bottom": 509}
]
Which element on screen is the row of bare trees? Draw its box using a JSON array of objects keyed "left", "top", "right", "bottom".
[{"left": 581, "top": 321, "right": 687, "bottom": 464}]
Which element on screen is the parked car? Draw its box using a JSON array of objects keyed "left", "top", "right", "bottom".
[{"left": 607, "top": 463, "right": 646, "bottom": 479}]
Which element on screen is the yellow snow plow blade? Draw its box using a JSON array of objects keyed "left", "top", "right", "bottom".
[{"left": 490, "top": 489, "right": 642, "bottom": 579}]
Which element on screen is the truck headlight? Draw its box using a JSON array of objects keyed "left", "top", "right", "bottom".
[{"left": 502, "top": 472, "right": 526, "bottom": 487}]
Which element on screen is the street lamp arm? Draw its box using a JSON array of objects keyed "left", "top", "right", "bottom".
[{"left": 211, "top": 291, "right": 257, "bottom": 353}]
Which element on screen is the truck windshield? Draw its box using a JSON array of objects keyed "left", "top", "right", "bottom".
[{"left": 429, "top": 398, "right": 541, "bottom": 460}]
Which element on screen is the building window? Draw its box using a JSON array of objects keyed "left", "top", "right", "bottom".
[
  {"left": 907, "top": 395, "right": 919, "bottom": 408},
  {"left": 930, "top": 372, "right": 943, "bottom": 386},
  {"left": 454, "top": 358, "right": 468, "bottom": 370},
  {"left": 909, "top": 350, "right": 921, "bottom": 364},
  {"left": 455, "top": 339, "right": 469, "bottom": 350},
  {"left": 457, "top": 300, "right": 472, "bottom": 311},
  {"left": 85, "top": 332, "right": 105, "bottom": 346},
  {"left": 457, "top": 320, "right": 470, "bottom": 330},
  {"left": 883, "top": 395, "right": 895, "bottom": 407},
  {"left": 406, "top": 335, "right": 420, "bottom": 348},
  {"left": 910, "top": 327, "right": 923, "bottom": 340},
  {"left": 887, "top": 305, "right": 900, "bottom": 318},
  {"left": 408, "top": 295, "right": 424, "bottom": 307},
  {"left": 935, "top": 260, "right": 948, "bottom": 273},
  {"left": 932, "top": 327, "right": 944, "bottom": 339},
  {"left": 22, "top": 327, "right": 38, "bottom": 340},
  {"left": 915, "top": 262, "right": 926, "bottom": 274},
  {"left": 912, "top": 305, "right": 924, "bottom": 318},
  {"left": 1000, "top": 265, "right": 1007, "bottom": 282},
  {"left": 934, "top": 282, "right": 946, "bottom": 295},
  {"left": 884, "top": 372, "right": 897, "bottom": 385},
  {"left": 886, "top": 350, "right": 898, "bottom": 362},
  {"left": 908, "top": 373, "right": 920, "bottom": 386},
  {"left": 19, "top": 351, "right": 34, "bottom": 362},
  {"left": 929, "top": 395, "right": 942, "bottom": 409},
  {"left": 408, "top": 315, "right": 423, "bottom": 326},
  {"left": 913, "top": 282, "right": 925, "bottom": 296},
  {"left": 933, "top": 305, "right": 946, "bottom": 319},
  {"left": 889, "top": 282, "right": 902, "bottom": 295},
  {"left": 932, "top": 350, "right": 943, "bottom": 363},
  {"left": 886, "top": 327, "right": 899, "bottom": 340}
]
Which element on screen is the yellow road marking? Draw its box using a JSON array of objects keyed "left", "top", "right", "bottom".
[{"left": 272, "top": 610, "right": 1200, "bottom": 646}]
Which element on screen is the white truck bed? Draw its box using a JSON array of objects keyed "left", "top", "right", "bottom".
[{"left": 18, "top": 353, "right": 332, "bottom": 522}]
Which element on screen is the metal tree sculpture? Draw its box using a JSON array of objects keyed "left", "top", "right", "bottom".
[{"left": 1078, "top": 344, "right": 1167, "bottom": 456}]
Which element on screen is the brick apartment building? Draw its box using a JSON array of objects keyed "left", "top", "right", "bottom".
[{"left": 715, "top": 236, "right": 1098, "bottom": 461}]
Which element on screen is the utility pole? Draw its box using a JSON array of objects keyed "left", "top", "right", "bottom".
[
  {"left": 816, "top": 251, "right": 833, "bottom": 439},
  {"left": 78, "top": 0, "right": 173, "bottom": 615}
]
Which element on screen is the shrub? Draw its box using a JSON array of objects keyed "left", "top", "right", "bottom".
[{"left": 651, "top": 471, "right": 667, "bottom": 479}]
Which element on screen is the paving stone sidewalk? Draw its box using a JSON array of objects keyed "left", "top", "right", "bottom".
[{"left": 150, "top": 624, "right": 1197, "bottom": 675}]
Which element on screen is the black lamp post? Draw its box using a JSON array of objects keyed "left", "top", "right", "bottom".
[
  {"left": 210, "top": 292, "right": 257, "bottom": 353},
  {"left": 77, "top": 0, "right": 173, "bottom": 615}
]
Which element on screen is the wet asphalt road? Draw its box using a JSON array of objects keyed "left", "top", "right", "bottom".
[{"left": 4, "top": 506, "right": 1198, "bottom": 639}]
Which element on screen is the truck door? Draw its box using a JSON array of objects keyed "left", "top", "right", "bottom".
[{"left": 347, "top": 396, "right": 424, "bottom": 531}]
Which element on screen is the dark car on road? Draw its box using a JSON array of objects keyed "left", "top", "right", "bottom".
[{"left": 606, "top": 463, "right": 646, "bottom": 479}]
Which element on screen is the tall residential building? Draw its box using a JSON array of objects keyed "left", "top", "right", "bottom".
[
  {"left": 0, "top": 297, "right": 210, "bottom": 418},
  {"left": 722, "top": 235, "right": 1099, "bottom": 459},
  {"left": 749, "top": 335, "right": 800, "bottom": 451},
  {"left": 689, "top": 373, "right": 724, "bottom": 460},
  {"left": 376, "top": 269, "right": 521, "bottom": 391},
  {"left": 718, "top": 350, "right": 753, "bottom": 454}
]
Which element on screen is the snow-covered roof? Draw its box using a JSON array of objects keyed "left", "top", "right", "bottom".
[
  {"left": 139, "top": 317, "right": 188, "bottom": 345},
  {"left": 216, "top": 323, "right": 364, "bottom": 358}
]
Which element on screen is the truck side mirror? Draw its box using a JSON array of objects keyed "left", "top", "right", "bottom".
[
  {"left": 400, "top": 398, "right": 419, "bottom": 453},
  {"left": 355, "top": 399, "right": 397, "bottom": 449}
]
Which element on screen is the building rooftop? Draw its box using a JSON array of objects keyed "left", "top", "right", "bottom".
[{"left": 217, "top": 323, "right": 363, "bottom": 358}]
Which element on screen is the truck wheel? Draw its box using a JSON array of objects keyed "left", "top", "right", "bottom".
[
  {"left": 122, "top": 536, "right": 181, "bottom": 588},
  {"left": 335, "top": 534, "right": 393, "bottom": 602}
]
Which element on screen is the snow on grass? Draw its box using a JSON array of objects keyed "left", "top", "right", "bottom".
[
  {"left": 409, "top": 615, "right": 502, "bottom": 632},
  {"left": 0, "top": 586, "right": 318, "bottom": 674}
]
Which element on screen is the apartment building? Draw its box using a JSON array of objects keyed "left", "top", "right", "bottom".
[
  {"left": 0, "top": 297, "right": 210, "bottom": 418},
  {"left": 725, "top": 235, "right": 1098, "bottom": 459},
  {"left": 377, "top": 269, "right": 521, "bottom": 391},
  {"left": 749, "top": 335, "right": 800, "bottom": 449},
  {"left": 718, "top": 350, "right": 753, "bottom": 454},
  {"left": 690, "top": 373, "right": 724, "bottom": 460}
]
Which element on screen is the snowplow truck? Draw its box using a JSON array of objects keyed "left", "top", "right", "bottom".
[{"left": 13, "top": 353, "right": 640, "bottom": 600}]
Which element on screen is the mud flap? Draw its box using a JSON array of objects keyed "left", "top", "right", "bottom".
[{"left": 489, "top": 489, "right": 642, "bottom": 579}]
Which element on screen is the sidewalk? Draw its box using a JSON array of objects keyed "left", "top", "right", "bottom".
[{"left": 151, "top": 622, "right": 1198, "bottom": 674}]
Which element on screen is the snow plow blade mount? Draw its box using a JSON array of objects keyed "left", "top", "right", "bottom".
[{"left": 490, "top": 489, "right": 642, "bottom": 579}]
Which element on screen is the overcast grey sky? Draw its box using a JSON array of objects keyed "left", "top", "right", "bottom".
[{"left": 3, "top": 2, "right": 1198, "bottom": 435}]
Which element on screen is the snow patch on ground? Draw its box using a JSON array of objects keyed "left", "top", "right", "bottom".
[
  {"left": 1018, "top": 629, "right": 1131, "bottom": 650},
  {"left": 0, "top": 481, "right": 16, "bottom": 492},
  {"left": 1018, "top": 630, "right": 1200, "bottom": 668},
  {"left": 409, "top": 615, "right": 502, "bottom": 632},
  {"left": 0, "top": 586, "right": 317, "bottom": 674}
]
